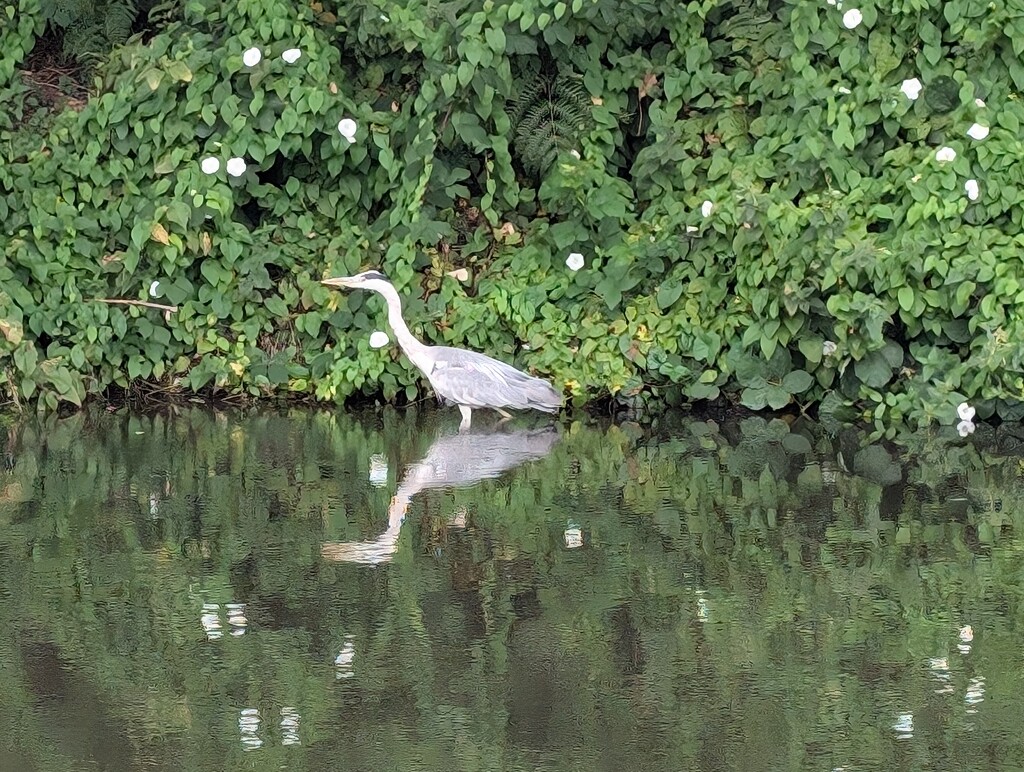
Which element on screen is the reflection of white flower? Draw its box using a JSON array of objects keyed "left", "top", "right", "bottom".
[
  {"left": 368, "top": 453, "right": 388, "bottom": 486},
  {"left": 369, "top": 330, "right": 390, "bottom": 349},
  {"left": 280, "top": 707, "right": 301, "bottom": 746},
  {"left": 957, "top": 402, "right": 976, "bottom": 421},
  {"left": 959, "top": 624, "right": 974, "bottom": 642},
  {"left": 964, "top": 179, "right": 980, "bottom": 201},
  {"left": 242, "top": 47, "right": 262, "bottom": 67},
  {"left": 842, "top": 8, "right": 862, "bottom": 28},
  {"left": 201, "top": 603, "right": 222, "bottom": 640},
  {"left": 239, "top": 708, "right": 262, "bottom": 750},
  {"left": 226, "top": 157, "right": 247, "bottom": 177},
  {"left": 226, "top": 602, "right": 247, "bottom": 636},
  {"left": 900, "top": 78, "right": 922, "bottom": 100},
  {"left": 149, "top": 280, "right": 160, "bottom": 297},
  {"left": 965, "top": 676, "right": 985, "bottom": 707},
  {"left": 935, "top": 146, "right": 957, "bottom": 163},
  {"left": 564, "top": 527, "right": 583, "bottom": 549},
  {"left": 337, "top": 118, "right": 358, "bottom": 143},
  {"left": 893, "top": 713, "right": 914, "bottom": 736},
  {"left": 566, "top": 252, "right": 584, "bottom": 271},
  {"left": 335, "top": 634, "right": 356, "bottom": 679},
  {"left": 957, "top": 420, "right": 976, "bottom": 437},
  {"left": 281, "top": 48, "right": 302, "bottom": 63},
  {"left": 822, "top": 340, "right": 838, "bottom": 356},
  {"left": 200, "top": 157, "right": 220, "bottom": 175},
  {"left": 967, "top": 123, "right": 989, "bottom": 140},
  {"left": 701, "top": 200, "right": 714, "bottom": 217}
]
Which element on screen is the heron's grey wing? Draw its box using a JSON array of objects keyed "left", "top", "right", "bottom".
[{"left": 425, "top": 348, "right": 561, "bottom": 411}]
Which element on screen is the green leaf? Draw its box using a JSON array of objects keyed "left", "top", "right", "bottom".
[
  {"left": 798, "top": 337, "right": 823, "bottom": 365},
  {"left": 766, "top": 385, "right": 792, "bottom": 410},
  {"left": 740, "top": 384, "right": 770, "bottom": 410},
  {"left": 484, "top": 27, "right": 506, "bottom": 52},
  {"left": 782, "top": 433, "right": 813, "bottom": 454},
  {"left": 897, "top": 286, "right": 914, "bottom": 312},
  {"left": 265, "top": 296, "right": 289, "bottom": 317},
  {"left": 854, "top": 350, "right": 893, "bottom": 388},
  {"left": 782, "top": 370, "right": 813, "bottom": 394},
  {"left": 656, "top": 280, "right": 683, "bottom": 310}
]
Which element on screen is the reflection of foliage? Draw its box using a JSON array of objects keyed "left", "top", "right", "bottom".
[{"left": 1, "top": 410, "right": 1023, "bottom": 769}]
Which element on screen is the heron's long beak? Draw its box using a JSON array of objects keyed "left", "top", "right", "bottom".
[{"left": 321, "top": 276, "right": 357, "bottom": 289}]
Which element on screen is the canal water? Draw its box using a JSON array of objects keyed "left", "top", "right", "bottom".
[{"left": 0, "top": 408, "right": 1020, "bottom": 771}]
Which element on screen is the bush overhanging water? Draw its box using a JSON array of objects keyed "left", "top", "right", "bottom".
[{"left": 2, "top": 0, "right": 1023, "bottom": 430}]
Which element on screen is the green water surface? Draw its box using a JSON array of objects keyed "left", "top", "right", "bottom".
[{"left": 0, "top": 408, "right": 1021, "bottom": 771}]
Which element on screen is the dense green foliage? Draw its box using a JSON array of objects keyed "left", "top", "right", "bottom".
[
  {"left": 2, "top": 409, "right": 1024, "bottom": 768},
  {"left": 3, "top": 0, "right": 1024, "bottom": 428}
]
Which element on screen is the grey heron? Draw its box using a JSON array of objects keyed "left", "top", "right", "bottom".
[{"left": 321, "top": 271, "right": 562, "bottom": 430}]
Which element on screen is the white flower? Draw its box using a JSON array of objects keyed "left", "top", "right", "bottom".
[
  {"left": 964, "top": 179, "right": 980, "bottom": 201},
  {"left": 957, "top": 402, "right": 976, "bottom": 421},
  {"left": 959, "top": 624, "right": 974, "bottom": 642},
  {"left": 242, "top": 47, "right": 262, "bottom": 67},
  {"left": 564, "top": 527, "right": 583, "bottom": 549},
  {"left": 935, "top": 146, "right": 957, "bottom": 163},
  {"left": 369, "top": 330, "right": 390, "bottom": 349},
  {"left": 822, "top": 340, "right": 838, "bottom": 356},
  {"left": 685, "top": 225, "right": 698, "bottom": 233},
  {"left": 337, "top": 118, "right": 358, "bottom": 143},
  {"left": 200, "top": 157, "right": 220, "bottom": 175},
  {"left": 566, "top": 252, "right": 584, "bottom": 271},
  {"left": 967, "top": 123, "right": 989, "bottom": 140},
  {"left": 842, "top": 8, "right": 862, "bottom": 28},
  {"left": 226, "top": 157, "right": 247, "bottom": 177},
  {"left": 837, "top": 86, "right": 852, "bottom": 95},
  {"left": 281, "top": 48, "right": 302, "bottom": 64},
  {"left": 975, "top": 98, "right": 986, "bottom": 107},
  {"left": 701, "top": 200, "right": 714, "bottom": 217},
  {"left": 569, "top": 149, "right": 581, "bottom": 159},
  {"left": 900, "top": 78, "right": 922, "bottom": 100},
  {"left": 380, "top": 13, "right": 389, "bottom": 21},
  {"left": 957, "top": 420, "right": 976, "bottom": 437},
  {"left": 149, "top": 280, "right": 160, "bottom": 297}
]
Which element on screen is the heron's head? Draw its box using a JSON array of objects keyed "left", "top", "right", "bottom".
[{"left": 321, "top": 270, "right": 391, "bottom": 293}]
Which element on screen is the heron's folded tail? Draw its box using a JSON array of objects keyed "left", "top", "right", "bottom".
[{"left": 523, "top": 379, "right": 563, "bottom": 413}]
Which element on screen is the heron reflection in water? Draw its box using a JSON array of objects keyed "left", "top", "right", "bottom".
[{"left": 321, "top": 426, "right": 560, "bottom": 564}]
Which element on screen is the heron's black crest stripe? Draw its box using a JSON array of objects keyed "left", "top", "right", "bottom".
[{"left": 362, "top": 270, "right": 389, "bottom": 281}]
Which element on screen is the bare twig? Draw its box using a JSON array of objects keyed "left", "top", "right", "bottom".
[{"left": 94, "top": 298, "right": 179, "bottom": 312}]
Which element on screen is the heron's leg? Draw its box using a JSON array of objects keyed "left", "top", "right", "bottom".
[
  {"left": 458, "top": 405, "right": 472, "bottom": 432},
  {"left": 495, "top": 408, "right": 513, "bottom": 419}
]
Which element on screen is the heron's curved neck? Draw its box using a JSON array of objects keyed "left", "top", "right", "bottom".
[{"left": 375, "top": 283, "right": 429, "bottom": 363}]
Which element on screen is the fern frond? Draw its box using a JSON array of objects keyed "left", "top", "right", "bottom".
[
  {"left": 507, "top": 70, "right": 592, "bottom": 179},
  {"left": 104, "top": 0, "right": 136, "bottom": 44}
]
